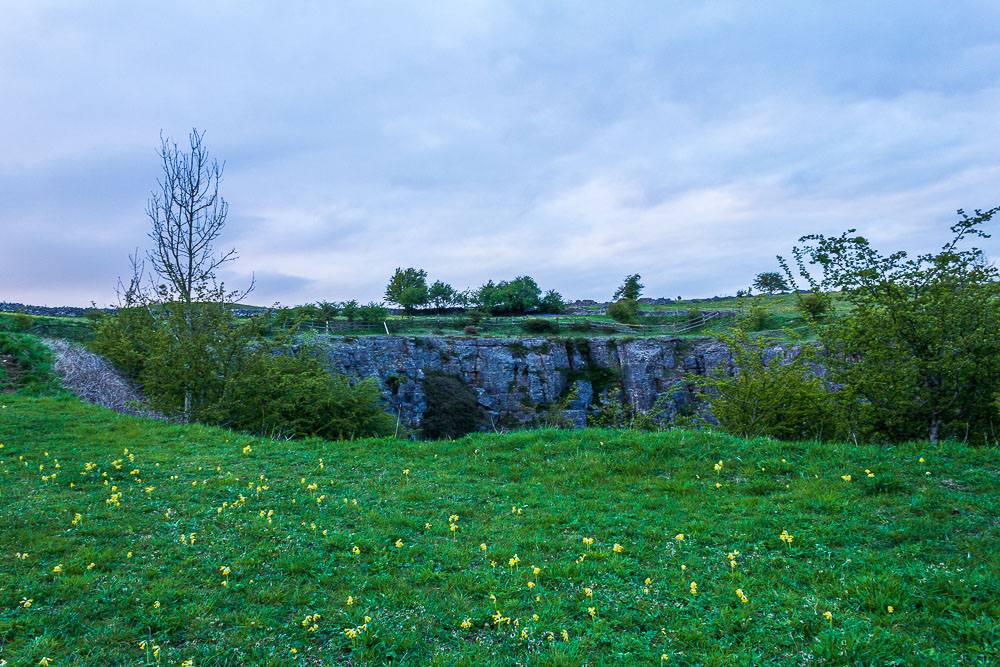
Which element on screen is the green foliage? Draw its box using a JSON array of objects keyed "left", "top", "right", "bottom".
[
  {"left": 341, "top": 299, "right": 360, "bottom": 321},
  {"left": 735, "top": 294, "right": 769, "bottom": 331},
  {"left": 385, "top": 267, "right": 430, "bottom": 313},
  {"left": 613, "top": 273, "right": 643, "bottom": 301},
  {"left": 782, "top": 206, "right": 1000, "bottom": 444},
  {"left": 607, "top": 298, "right": 639, "bottom": 324},
  {"left": 520, "top": 318, "right": 559, "bottom": 334},
  {"left": 474, "top": 276, "right": 542, "bottom": 315},
  {"left": 11, "top": 312, "right": 34, "bottom": 332},
  {"left": 213, "top": 352, "right": 394, "bottom": 440},
  {"left": 356, "top": 301, "right": 389, "bottom": 323},
  {"left": 315, "top": 300, "right": 341, "bottom": 320},
  {"left": 420, "top": 373, "right": 479, "bottom": 439},
  {"left": 2, "top": 392, "right": 998, "bottom": 664},
  {"left": 93, "top": 300, "right": 393, "bottom": 438},
  {"left": 0, "top": 332, "right": 62, "bottom": 395},
  {"left": 795, "top": 291, "right": 831, "bottom": 319},
  {"left": 689, "top": 328, "right": 841, "bottom": 441},
  {"left": 90, "top": 306, "right": 157, "bottom": 378},
  {"left": 428, "top": 280, "right": 463, "bottom": 310},
  {"left": 753, "top": 271, "right": 790, "bottom": 294},
  {"left": 538, "top": 289, "right": 565, "bottom": 314},
  {"left": 587, "top": 387, "right": 671, "bottom": 430}
]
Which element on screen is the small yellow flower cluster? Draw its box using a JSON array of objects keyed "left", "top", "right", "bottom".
[
  {"left": 302, "top": 612, "right": 322, "bottom": 632},
  {"left": 689, "top": 581, "right": 698, "bottom": 595},
  {"left": 582, "top": 537, "right": 594, "bottom": 545},
  {"left": 865, "top": 469, "right": 875, "bottom": 478},
  {"left": 735, "top": 588, "right": 748, "bottom": 603},
  {"left": 779, "top": 529, "right": 794, "bottom": 546},
  {"left": 460, "top": 618, "right": 472, "bottom": 628},
  {"left": 612, "top": 543, "right": 624, "bottom": 553},
  {"left": 138, "top": 640, "right": 161, "bottom": 658},
  {"left": 508, "top": 553, "right": 520, "bottom": 567},
  {"left": 841, "top": 474, "right": 852, "bottom": 482},
  {"left": 726, "top": 550, "right": 740, "bottom": 568}
]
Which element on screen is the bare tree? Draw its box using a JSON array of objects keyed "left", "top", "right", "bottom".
[{"left": 145, "top": 128, "right": 252, "bottom": 303}]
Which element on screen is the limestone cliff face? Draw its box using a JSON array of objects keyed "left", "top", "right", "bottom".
[{"left": 311, "top": 335, "right": 738, "bottom": 430}]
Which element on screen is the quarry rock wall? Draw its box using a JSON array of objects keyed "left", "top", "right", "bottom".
[{"left": 311, "top": 335, "right": 740, "bottom": 431}]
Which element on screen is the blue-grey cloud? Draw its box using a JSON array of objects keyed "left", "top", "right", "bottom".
[{"left": 2, "top": 1, "right": 999, "bottom": 306}]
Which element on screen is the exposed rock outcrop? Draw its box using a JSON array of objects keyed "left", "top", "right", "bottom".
[{"left": 311, "top": 335, "right": 740, "bottom": 431}]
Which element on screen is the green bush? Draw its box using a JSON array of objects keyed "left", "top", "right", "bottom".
[
  {"left": 92, "top": 301, "right": 395, "bottom": 439},
  {"left": 12, "top": 313, "right": 34, "bottom": 332},
  {"left": 689, "top": 329, "right": 841, "bottom": 441},
  {"left": 521, "top": 318, "right": 559, "bottom": 334},
  {"left": 607, "top": 299, "right": 639, "bottom": 324},
  {"left": 421, "top": 373, "right": 480, "bottom": 439},
  {"left": 213, "top": 352, "right": 394, "bottom": 440},
  {"left": 796, "top": 292, "right": 831, "bottom": 319},
  {"left": 357, "top": 302, "right": 389, "bottom": 323}
]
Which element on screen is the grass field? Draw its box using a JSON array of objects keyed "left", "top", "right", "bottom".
[{"left": 1, "top": 369, "right": 999, "bottom": 665}]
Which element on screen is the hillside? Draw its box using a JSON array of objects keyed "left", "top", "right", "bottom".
[{"left": 1, "top": 377, "right": 997, "bottom": 664}]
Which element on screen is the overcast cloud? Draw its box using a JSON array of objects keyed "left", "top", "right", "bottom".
[{"left": 2, "top": 1, "right": 999, "bottom": 306}]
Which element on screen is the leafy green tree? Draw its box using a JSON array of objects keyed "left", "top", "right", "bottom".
[
  {"left": 613, "top": 274, "right": 643, "bottom": 301},
  {"left": 781, "top": 206, "right": 1000, "bottom": 444},
  {"left": 428, "top": 280, "right": 458, "bottom": 310},
  {"left": 340, "top": 299, "right": 360, "bottom": 322},
  {"left": 385, "top": 267, "right": 430, "bottom": 314},
  {"left": 473, "top": 276, "right": 542, "bottom": 315},
  {"left": 752, "top": 271, "right": 789, "bottom": 294},
  {"left": 539, "top": 289, "right": 565, "bottom": 314}
]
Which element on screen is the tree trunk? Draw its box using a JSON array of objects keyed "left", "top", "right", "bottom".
[{"left": 929, "top": 417, "right": 942, "bottom": 445}]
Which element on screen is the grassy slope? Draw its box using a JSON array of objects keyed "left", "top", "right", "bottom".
[{"left": 1, "top": 392, "right": 998, "bottom": 666}]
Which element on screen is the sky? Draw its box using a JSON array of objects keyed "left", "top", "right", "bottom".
[{"left": 2, "top": 1, "right": 1000, "bottom": 307}]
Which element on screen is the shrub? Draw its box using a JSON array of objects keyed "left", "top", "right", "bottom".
[
  {"left": 688, "top": 329, "right": 841, "bottom": 441},
  {"left": 607, "top": 299, "right": 639, "bottom": 324},
  {"left": 12, "top": 313, "right": 34, "bottom": 332},
  {"left": 421, "top": 373, "right": 480, "bottom": 439},
  {"left": 213, "top": 352, "right": 394, "bottom": 440},
  {"left": 356, "top": 302, "right": 389, "bottom": 323},
  {"left": 463, "top": 325, "right": 478, "bottom": 336},
  {"left": 465, "top": 309, "right": 487, "bottom": 325},
  {"left": 796, "top": 292, "right": 831, "bottom": 319},
  {"left": 569, "top": 320, "right": 592, "bottom": 332},
  {"left": 521, "top": 318, "right": 559, "bottom": 334}
]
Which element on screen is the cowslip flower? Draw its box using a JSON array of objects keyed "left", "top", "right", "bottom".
[
  {"left": 394, "top": 539, "right": 403, "bottom": 548},
  {"left": 674, "top": 534, "right": 684, "bottom": 541},
  {"left": 612, "top": 543, "right": 624, "bottom": 553},
  {"left": 582, "top": 537, "right": 594, "bottom": 545}
]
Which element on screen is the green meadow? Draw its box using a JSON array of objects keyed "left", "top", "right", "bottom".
[{"left": 1, "top": 373, "right": 998, "bottom": 665}]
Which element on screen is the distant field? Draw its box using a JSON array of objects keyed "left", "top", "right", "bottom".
[{"left": 1, "top": 384, "right": 996, "bottom": 664}]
